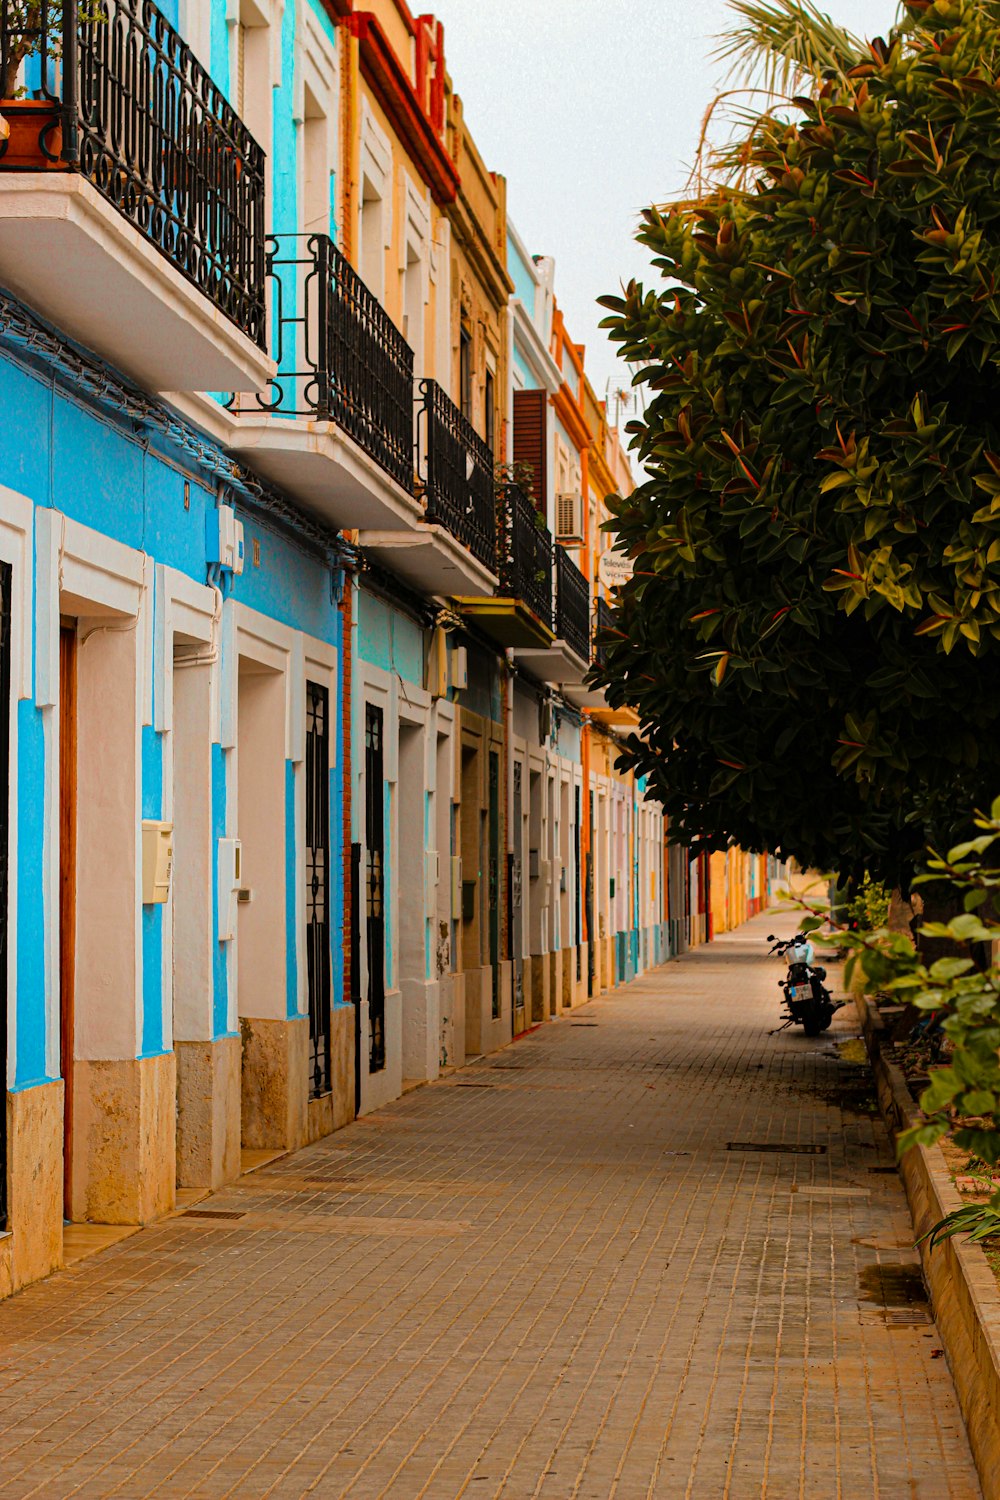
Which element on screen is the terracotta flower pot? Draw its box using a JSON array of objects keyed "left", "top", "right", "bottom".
[{"left": 0, "top": 99, "right": 65, "bottom": 170}]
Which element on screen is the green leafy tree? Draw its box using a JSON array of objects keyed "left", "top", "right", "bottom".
[
  {"left": 830, "top": 797, "right": 1000, "bottom": 1245},
  {"left": 2, "top": 2, "right": 106, "bottom": 100},
  {"left": 597, "top": 0, "right": 1000, "bottom": 883}
]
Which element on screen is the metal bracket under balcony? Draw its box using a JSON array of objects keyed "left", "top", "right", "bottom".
[
  {"left": 0, "top": 0, "right": 272, "bottom": 393},
  {"left": 456, "top": 481, "right": 553, "bottom": 647},
  {"left": 512, "top": 546, "right": 591, "bottom": 684},
  {"left": 227, "top": 234, "right": 423, "bottom": 532}
]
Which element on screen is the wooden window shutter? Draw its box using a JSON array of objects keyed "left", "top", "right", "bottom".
[{"left": 513, "top": 389, "right": 547, "bottom": 513}]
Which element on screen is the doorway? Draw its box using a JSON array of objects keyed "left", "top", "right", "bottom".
[
  {"left": 399, "top": 721, "right": 428, "bottom": 1083},
  {"left": 58, "top": 621, "right": 77, "bottom": 1220},
  {"left": 305, "top": 681, "right": 332, "bottom": 1098},
  {"left": 365, "top": 703, "right": 386, "bottom": 1074},
  {"left": 510, "top": 758, "right": 524, "bottom": 1036},
  {"left": 488, "top": 749, "right": 500, "bottom": 1020}
]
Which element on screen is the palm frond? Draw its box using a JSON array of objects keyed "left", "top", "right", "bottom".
[{"left": 715, "top": 0, "right": 877, "bottom": 97}]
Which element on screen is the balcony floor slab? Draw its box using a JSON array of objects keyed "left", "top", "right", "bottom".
[
  {"left": 0, "top": 176, "right": 273, "bottom": 393},
  {"left": 512, "top": 639, "right": 590, "bottom": 686},
  {"left": 357, "top": 526, "right": 497, "bottom": 599},
  {"left": 562, "top": 684, "right": 610, "bottom": 710},
  {"left": 454, "top": 597, "right": 554, "bottom": 650},
  {"left": 228, "top": 414, "right": 421, "bottom": 532}
]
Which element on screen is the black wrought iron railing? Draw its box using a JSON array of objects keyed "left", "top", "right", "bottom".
[
  {"left": 555, "top": 547, "right": 590, "bottom": 661},
  {"left": 497, "top": 482, "right": 553, "bottom": 630},
  {"left": 419, "top": 379, "right": 497, "bottom": 573},
  {"left": 0, "top": 0, "right": 267, "bottom": 348},
  {"left": 245, "top": 234, "right": 415, "bottom": 493},
  {"left": 594, "top": 595, "right": 617, "bottom": 668}
]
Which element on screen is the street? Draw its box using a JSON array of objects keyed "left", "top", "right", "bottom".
[{"left": 0, "top": 915, "right": 979, "bottom": 1498}]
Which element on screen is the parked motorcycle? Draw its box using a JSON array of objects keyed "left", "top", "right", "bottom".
[{"left": 767, "top": 932, "right": 838, "bottom": 1037}]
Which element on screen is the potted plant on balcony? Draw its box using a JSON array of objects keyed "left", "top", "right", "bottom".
[{"left": 0, "top": 1, "right": 103, "bottom": 169}]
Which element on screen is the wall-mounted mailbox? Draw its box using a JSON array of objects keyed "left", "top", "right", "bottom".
[
  {"left": 207, "top": 503, "right": 245, "bottom": 576},
  {"left": 141, "top": 820, "right": 173, "bottom": 905},
  {"left": 217, "top": 837, "right": 242, "bottom": 941}
]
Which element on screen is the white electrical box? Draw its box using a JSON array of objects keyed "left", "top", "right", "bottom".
[
  {"left": 207, "top": 504, "right": 245, "bottom": 576},
  {"left": 141, "top": 820, "right": 173, "bottom": 905},
  {"left": 450, "top": 645, "right": 468, "bottom": 691},
  {"left": 539, "top": 858, "right": 552, "bottom": 896},
  {"left": 450, "top": 855, "right": 463, "bottom": 920},
  {"left": 425, "top": 850, "right": 439, "bottom": 918},
  {"left": 217, "top": 837, "right": 242, "bottom": 941}
]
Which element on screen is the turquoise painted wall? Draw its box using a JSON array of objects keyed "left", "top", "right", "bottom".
[
  {"left": 507, "top": 233, "right": 537, "bottom": 311},
  {"left": 358, "top": 590, "right": 424, "bottom": 686},
  {"left": 0, "top": 331, "right": 345, "bottom": 1081},
  {"left": 2, "top": 0, "right": 354, "bottom": 1094},
  {"left": 512, "top": 343, "right": 535, "bottom": 390}
]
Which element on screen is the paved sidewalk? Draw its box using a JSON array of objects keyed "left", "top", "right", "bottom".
[{"left": 0, "top": 915, "right": 981, "bottom": 1498}]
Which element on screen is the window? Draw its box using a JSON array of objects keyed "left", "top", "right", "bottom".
[
  {"left": 484, "top": 368, "right": 495, "bottom": 452},
  {"left": 360, "top": 184, "right": 384, "bottom": 302},
  {"left": 459, "top": 318, "right": 472, "bottom": 423}
]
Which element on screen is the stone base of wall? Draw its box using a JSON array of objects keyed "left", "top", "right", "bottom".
[
  {"left": 463, "top": 963, "right": 511, "bottom": 1059},
  {"left": 239, "top": 1015, "right": 308, "bottom": 1153},
  {"left": 175, "top": 1035, "right": 241, "bottom": 1191},
  {"left": 70, "top": 1053, "right": 176, "bottom": 1225},
  {"left": 558, "top": 946, "right": 588, "bottom": 1009},
  {"left": 529, "top": 955, "right": 548, "bottom": 1024},
  {"left": 439, "top": 972, "right": 465, "bottom": 1071},
  {"left": 306, "top": 1005, "right": 356, "bottom": 1143},
  {"left": 0, "top": 1079, "right": 64, "bottom": 1302},
  {"left": 858, "top": 991, "right": 1000, "bottom": 1500},
  {"left": 401, "top": 977, "right": 440, "bottom": 1086}
]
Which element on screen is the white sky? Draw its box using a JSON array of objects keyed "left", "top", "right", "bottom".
[{"left": 434, "top": 0, "right": 901, "bottom": 413}]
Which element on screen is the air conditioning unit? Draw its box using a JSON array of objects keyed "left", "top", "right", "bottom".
[{"left": 555, "top": 491, "right": 584, "bottom": 543}]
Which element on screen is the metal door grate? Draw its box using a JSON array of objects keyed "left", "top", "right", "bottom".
[
  {"left": 488, "top": 750, "right": 500, "bottom": 1019},
  {"left": 305, "top": 682, "right": 332, "bottom": 1098},
  {"left": 365, "top": 705, "right": 386, "bottom": 1072},
  {"left": 511, "top": 761, "right": 523, "bottom": 1023}
]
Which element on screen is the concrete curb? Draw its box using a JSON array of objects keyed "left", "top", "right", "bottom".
[{"left": 856, "top": 991, "right": 1000, "bottom": 1495}]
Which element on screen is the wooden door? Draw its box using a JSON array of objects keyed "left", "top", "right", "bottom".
[{"left": 59, "top": 624, "right": 77, "bottom": 1217}]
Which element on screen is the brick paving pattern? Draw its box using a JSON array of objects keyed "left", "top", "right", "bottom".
[{"left": 0, "top": 914, "right": 981, "bottom": 1497}]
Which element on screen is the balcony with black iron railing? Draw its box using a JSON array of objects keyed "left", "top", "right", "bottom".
[
  {"left": 233, "top": 234, "right": 414, "bottom": 490},
  {"left": 226, "top": 231, "right": 430, "bottom": 536},
  {"left": 554, "top": 547, "right": 590, "bottom": 664},
  {"left": 418, "top": 379, "right": 498, "bottom": 577},
  {"left": 498, "top": 481, "right": 555, "bottom": 629},
  {"left": 0, "top": 0, "right": 271, "bottom": 393},
  {"left": 594, "top": 595, "right": 617, "bottom": 669}
]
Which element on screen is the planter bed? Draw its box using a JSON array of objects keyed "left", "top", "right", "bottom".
[{"left": 856, "top": 989, "right": 1000, "bottom": 1497}]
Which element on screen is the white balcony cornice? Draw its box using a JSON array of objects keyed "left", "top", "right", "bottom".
[{"left": 0, "top": 176, "right": 274, "bottom": 394}]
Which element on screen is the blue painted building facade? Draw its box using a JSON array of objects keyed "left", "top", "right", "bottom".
[
  {"left": 0, "top": 0, "right": 353, "bottom": 1298},
  {"left": 0, "top": 0, "right": 676, "bottom": 1303}
]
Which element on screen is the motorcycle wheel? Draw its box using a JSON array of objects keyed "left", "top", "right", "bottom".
[{"left": 803, "top": 1013, "right": 824, "bottom": 1037}]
